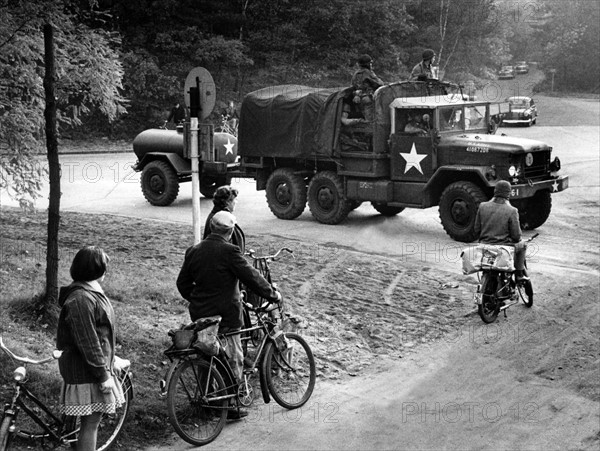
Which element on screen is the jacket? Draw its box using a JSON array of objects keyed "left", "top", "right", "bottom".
[
  {"left": 176, "top": 234, "right": 279, "bottom": 328},
  {"left": 474, "top": 197, "right": 522, "bottom": 244},
  {"left": 351, "top": 67, "right": 384, "bottom": 94},
  {"left": 56, "top": 282, "right": 116, "bottom": 384},
  {"left": 410, "top": 61, "right": 433, "bottom": 80}
]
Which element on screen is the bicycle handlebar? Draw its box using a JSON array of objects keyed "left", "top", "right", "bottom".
[
  {"left": 246, "top": 247, "right": 294, "bottom": 261},
  {"left": 0, "top": 336, "right": 57, "bottom": 365}
]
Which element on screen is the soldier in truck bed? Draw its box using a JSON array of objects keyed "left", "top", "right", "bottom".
[{"left": 351, "top": 54, "right": 384, "bottom": 122}]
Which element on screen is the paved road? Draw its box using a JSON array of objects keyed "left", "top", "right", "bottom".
[{"left": 2, "top": 111, "right": 596, "bottom": 277}]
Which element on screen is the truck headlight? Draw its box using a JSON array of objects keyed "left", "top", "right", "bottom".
[{"left": 508, "top": 165, "right": 521, "bottom": 177}]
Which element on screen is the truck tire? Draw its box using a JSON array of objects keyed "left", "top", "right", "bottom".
[
  {"left": 439, "top": 181, "right": 487, "bottom": 242},
  {"left": 371, "top": 202, "right": 405, "bottom": 217},
  {"left": 513, "top": 190, "right": 551, "bottom": 230},
  {"left": 266, "top": 168, "right": 307, "bottom": 219},
  {"left": 200, "top": 175, "right": 231, "bottom": 199},
  {"left": 141, "top": 160, "right": 179, "bottom": 206},
  {"left": 307, "top": 171, "right": 352, "bottom": 224}
]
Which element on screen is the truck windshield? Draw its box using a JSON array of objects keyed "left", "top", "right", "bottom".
[
  {"left": 465, "top": 105, "right": 486, "bottom": 130},
  {"left": 440, "top": 106, "right": 463, "bottom": 131}
]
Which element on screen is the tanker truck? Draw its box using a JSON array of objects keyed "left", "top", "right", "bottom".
[
  {"left": 132, "top": 79, "right": 568, "bottom": 242},
  {"left": 132, "top": 127, "right": 238, "bottom": 205}
]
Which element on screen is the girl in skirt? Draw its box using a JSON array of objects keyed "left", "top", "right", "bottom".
[{"left": 57, "top": 246, "right": 126, "bottom": 450}]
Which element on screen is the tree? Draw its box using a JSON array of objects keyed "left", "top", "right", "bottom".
[
  {"left": 536, "top": 0, "right": 600, "bottom": 91},
  {"left": 0, "top": 0, "right": 127, "bottom": 310}
]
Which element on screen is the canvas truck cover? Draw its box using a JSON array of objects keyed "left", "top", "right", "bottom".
[{"left": 238, "top": 85, "right": 346, "bottom": 158}]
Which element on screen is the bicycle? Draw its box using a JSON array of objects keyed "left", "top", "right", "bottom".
[
  {"left": 160, "top": 248, "right": 315, "bottom": 447},
  {"left": 0, "top": 336, "right": 133, "bottom": 451},
  {"left": 241, "top": 247, "right": 296, "bottom": 351},
  {"left": 214, "top": 114, "right": 238, "bottom": 137}
]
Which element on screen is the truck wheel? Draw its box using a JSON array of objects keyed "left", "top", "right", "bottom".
[
  {"left": 141, "top": 160, "right": 179, "bottom": 206},
  {"left": 513, "top": 190, "right": 551, "bottom": 230},
  {"left": 439, "top": 181, "right": 487, "bottom": 242},
  {"left": 371, "top": 202, "right": 405, "bottom": 217},
  {"left": 266, "top": 168, "right": 307, "bottom": 219},
  {"left": 308, "top": 171, "right": 352, "bottom": 224},
  {"left": 200, "top": 175, "right": 231, "bottom": 198}
]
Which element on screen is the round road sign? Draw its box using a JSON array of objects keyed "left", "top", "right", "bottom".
[{"left": 184, "top": 67, "right": 216, "bottom": 119}]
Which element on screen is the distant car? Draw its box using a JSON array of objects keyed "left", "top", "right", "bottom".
[
  {"left": 502, "top": 96, "right": 538, "bottom": 126},
  {"left": 498, "top": 65, "right": 515, "bottom": 79},
  {"left": 515, "top": 61, "right": 529, "bottom": 74}
]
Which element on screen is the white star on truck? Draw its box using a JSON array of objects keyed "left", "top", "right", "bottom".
[{"left": 399, "top": 143, "right": 427, "bottom": 174}]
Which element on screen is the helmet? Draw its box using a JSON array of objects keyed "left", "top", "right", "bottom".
[
  {"left": 357, "top": 54, "right": 373, "bottom": 67},
  {"left": 422, "top": 49, "right": 435, "bottom": 61},
  {"left": 494, "top": 180, "right": 512, "bottom": 199}
]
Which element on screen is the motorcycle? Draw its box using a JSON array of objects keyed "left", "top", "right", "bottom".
[{"left": 462, "top": 234, "right": 538, "bottom": 323}]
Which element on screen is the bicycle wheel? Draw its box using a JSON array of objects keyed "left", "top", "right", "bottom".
[
  {"left": 0, "top": 414, "right": 13, "bottom": 451},
  {"left": 167, "top": 359, "right": 228, "bottom": 446},
  {"left": 517, "top": 278, "right": 534, "bottom": 308},
  {"left": 96, "top": 372, "right": 133, "bottom": 451},
  {"left": 478, "top": 273, "right": 500, "bottom": 323},
  {"left": 262, "top": 332, "right": 316, "bottom": 409}
]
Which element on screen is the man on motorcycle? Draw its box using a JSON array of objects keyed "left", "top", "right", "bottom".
[{"left": 474, "top": 180, "right": 529, "bottom": 282}]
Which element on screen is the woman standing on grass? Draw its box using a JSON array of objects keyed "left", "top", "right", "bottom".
[
  {"left": 56, "top": 246, "right": 126, "bottom": 451},
  {"left": 203, "top": 185, "right": 246, "bottom": 254}
]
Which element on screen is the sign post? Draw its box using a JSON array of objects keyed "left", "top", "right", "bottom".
[{"left": 184, "top": 67, "right": 216, "bottom": 244}]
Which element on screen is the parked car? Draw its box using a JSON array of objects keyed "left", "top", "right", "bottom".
[
  {"left": 498, "top": 65, "right": 515, "bottom": 79},
  {"left": 502, "top": 96, "right": 538, "bottom": 126},
  {"left": 515, "top": 61, "right": 529, "bottom": 74}
]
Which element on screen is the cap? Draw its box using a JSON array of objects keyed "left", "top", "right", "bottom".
[
  {"left": 357, "top": 54, "right": 373, "bottom": 67},
  {"left": 211, "top": 211, "right": 237, "bottom": 233},
  {"left": 494, "top": 180, "right": 512, "bottom": 199},
  {"left": 422, "top": 49, "right": 435, "bottom": 61}
]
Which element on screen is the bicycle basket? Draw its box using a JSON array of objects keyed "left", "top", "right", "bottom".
[{"left": 170, "top": 329, "right": 196, "bottom": 350}]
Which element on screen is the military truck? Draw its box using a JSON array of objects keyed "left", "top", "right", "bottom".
[{"left": 235, "top": 80, "right": 568, "bottom": 242}]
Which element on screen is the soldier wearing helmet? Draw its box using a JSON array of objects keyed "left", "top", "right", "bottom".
[
  {"left": 350, "top": 54, "right": 384, "bottom": 122},
  {"left": 411, "top": 49, "right": 437, "bottom": 81}
]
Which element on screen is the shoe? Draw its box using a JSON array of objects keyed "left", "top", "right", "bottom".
[{"left": 227, "top": 409, "right": 248, "bottom": 420}]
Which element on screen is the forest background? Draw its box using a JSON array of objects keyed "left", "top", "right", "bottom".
[{"left": 1, "top": 0, "right": 598, "bottom": 145}]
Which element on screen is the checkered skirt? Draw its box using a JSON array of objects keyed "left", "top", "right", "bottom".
[{"left": 59, "top": 374, "right": 125, "bottom": 416}]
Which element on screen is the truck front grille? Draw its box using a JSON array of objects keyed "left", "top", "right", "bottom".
[{"left": 523, "top": 151, "right": 550, "bottom": 180}]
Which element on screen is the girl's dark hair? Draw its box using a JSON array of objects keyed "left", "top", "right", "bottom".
[
  {"left": 70, "top": 246, "right": 110, "bottom": 282},
  {"left": 213, "top": 185, "right": 239, "bottom": 210}
]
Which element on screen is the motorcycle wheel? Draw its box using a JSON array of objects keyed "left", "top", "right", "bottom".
[{"left": 478, "top": 273, "right": 500, "bottom": 323}]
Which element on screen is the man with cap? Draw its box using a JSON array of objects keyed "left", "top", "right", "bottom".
[
  {"left": 411, "top": 49, "right": 437, "bottom": 81},
  {"left": 474, "top": 180, "right": 529, "bottom": 281},
  {"left": 176, "top": 211, "right": 281, "bottom": 417}
]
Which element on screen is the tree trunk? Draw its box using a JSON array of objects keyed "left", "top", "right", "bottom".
[{"left": 43, "top": 23, "right": 61, "bottom": 309}]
